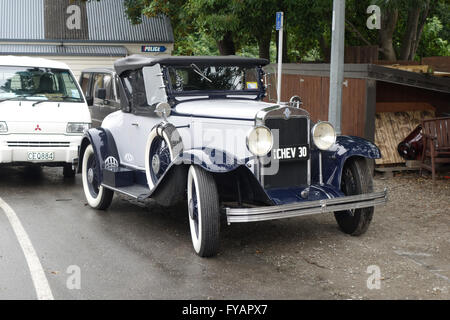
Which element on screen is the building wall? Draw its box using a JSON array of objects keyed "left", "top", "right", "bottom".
[
  {"left": 265, "top": 72, "right": 368, "bottom": 139},
  {"left": 36, "top": 56, "right": 119, "bottom": 79},
  {"left": 0, "top": 41, "right": 174, "bottom": 78}
]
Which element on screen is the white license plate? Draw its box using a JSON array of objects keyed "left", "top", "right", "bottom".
[{"left": 27, "top": 151, "right": 55, "bottom": 161}]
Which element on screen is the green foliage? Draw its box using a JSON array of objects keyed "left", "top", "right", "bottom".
[
  {"left": 237, "top": 41, "right": 277, "bottom": 61},
  {"left": 174, "top": 32, "right": 219, "bottom": 56},
  {"left": 122, "top": 0, "right": 449, "bottom": 61},
  {"left": 434, "top": 0, "right": 450, "bottom": 45},
  {"left": 416, "top": 16, "right": 450, "bottom": 57}
]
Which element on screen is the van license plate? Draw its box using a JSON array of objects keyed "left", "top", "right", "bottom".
[{"left": 27, "top": 152, "right": 55, "bottom": 161}]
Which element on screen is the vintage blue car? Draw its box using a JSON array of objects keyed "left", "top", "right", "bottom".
[{"left": 78, "top": 55, "right": 387, "bottom": 257}]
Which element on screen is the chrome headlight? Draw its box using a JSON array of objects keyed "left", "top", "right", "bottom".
[
  {"left": 0, "top": 121, "right": 8, "bottom": 133},
  {"left": 246, "top": 126, "right": 273, "bottom": 156},
  {"left": 312, "top": 121, "right": 336, "bottom": 150},
  {"left": 66, "top": 122, "right": 90, "bottom": 134}
]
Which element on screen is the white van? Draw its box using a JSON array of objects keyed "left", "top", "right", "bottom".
[{"left": 0, "top": 56, "right": 91, "bottom": 177}]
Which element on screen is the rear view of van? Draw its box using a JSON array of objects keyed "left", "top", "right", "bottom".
[{"left": 0, "top": 56, "right": 91, "bottom": 177}]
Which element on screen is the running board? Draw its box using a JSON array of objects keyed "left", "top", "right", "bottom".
[{"left": 101, "top": 183, "right": 150, "bottom": 200}]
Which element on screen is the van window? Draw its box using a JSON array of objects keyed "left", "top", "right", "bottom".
[
  {"left": 93, "top": 73, "right": 115, "bottom": 101},
  {"left": 80, "top": 73, "right": 91, "bottom": 97},
  {"left": 0, "top": 66, "right": 83, "bottom": 102}
]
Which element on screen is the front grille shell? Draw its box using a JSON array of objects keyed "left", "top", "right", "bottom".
[
  {"left": 7, "top": 141, "right": 71, "bottom": 148},
  {"left": 255, "top": 105, "right": 311, "bottom": 189}
]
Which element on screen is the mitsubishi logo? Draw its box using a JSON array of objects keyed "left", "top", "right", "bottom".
[
  {"left": 35, "top": 124, "right": 42, "bottom": 131},
  {"left": 283, "top": 108, "right": 291, "bottom": 119}
]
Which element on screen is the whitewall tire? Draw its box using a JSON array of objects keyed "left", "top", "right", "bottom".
[
  {"left": 82, "top": 144, "right": 114, "bottom": 210},
  {"left": 145, "top": 123, "right": 183, "bottom": 190},
  {"left": 187, "top": 165, "right": 220, "bottom": 257}
]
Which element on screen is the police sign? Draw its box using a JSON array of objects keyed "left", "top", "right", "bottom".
[{"left": 141, "top": 46, "right": 167, "bottom": 53}]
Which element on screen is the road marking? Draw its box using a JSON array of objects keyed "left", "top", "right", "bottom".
[
  {"left": 394, "top": 250, "right": 432, "bottom": 257},
  {"left": 394, "top": 249, "right": 450, "bottom": 284},
  {"left": 0, "top": 197, "right": 54, "bottom": 300}
]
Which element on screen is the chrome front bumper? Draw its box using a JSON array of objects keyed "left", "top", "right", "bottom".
[{"left": 226, "top": 189, "right": 388, "bottom": 224}]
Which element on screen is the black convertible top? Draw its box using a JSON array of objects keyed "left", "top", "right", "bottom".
[{"left": 114, "top": 54, "right": 269, "bottom": 75}]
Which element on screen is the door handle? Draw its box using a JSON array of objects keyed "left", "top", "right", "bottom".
[{"left": 131, "top": 123, "right": 139, "bottom": 127}]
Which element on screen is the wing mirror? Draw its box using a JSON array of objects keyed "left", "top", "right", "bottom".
[
  {"left": 155, "top": 102, "right": 171, "bottom": 120},
  {"left": 86, "top": 96, "right": 94, "bottom": 106},
  {"left": 96, "top": 88, "right": 107, "bottom": 101}
]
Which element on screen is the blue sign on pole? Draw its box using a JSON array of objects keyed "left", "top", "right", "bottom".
[{"left": 276, "top": 12, "right": 283, "bottom": 30}]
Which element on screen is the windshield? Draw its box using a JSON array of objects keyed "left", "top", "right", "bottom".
[
  {"left": 167, "top": 65, "right": 261, "bottom": 94},
  {"left": 0, "top": 66, "right": 83, "bottom": 102}
]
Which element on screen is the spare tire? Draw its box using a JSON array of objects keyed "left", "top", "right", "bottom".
[{"left": 144, "top": 123, "right": 183, "bottom": 190}]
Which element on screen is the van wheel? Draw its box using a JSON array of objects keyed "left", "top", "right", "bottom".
[
  {"left": 187, "top": 165, "right": 220, "bottom": 257},
  {"left": 82, "top": 144, "right": 113, "bottom": 210},
  {"left": 334, "top": 158, "right": 374, "bottom": 236},
  {"left": 63, "top": 164, "right": 76, "bottom": 178}
]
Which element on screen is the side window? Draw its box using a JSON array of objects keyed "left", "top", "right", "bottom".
[
  {"left": 80, "top": 73, "right": 91, "bottom": 96},
  {"left": 93, "top": 73, "right": 114, "bottom": 101},
  {"left": 114, "top": 76, "right": 120, "bottom": 100},
  {"left": 103, "top": 74, "right": 115, "bottom": 101},
  {"left": 93, "top": 73, "right": 105, "bottom": 99},
  {"left": 120, "top": 70, "right": 147, "bottom": 108}
]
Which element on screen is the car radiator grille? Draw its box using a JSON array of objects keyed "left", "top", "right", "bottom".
[
  {"left": 7, "top": 141, "right": 71, "bottom": 148},
  {"left": 263, "top": 117, "right": 309, "bottom": 189}
]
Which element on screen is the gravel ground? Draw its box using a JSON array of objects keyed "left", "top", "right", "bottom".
[{"left": 206, "top": 169, "right": 450, "bottom": 300}]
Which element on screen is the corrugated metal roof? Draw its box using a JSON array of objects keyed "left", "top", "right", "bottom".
[
  {"left": 0, "top": 44, "right": 128, "bottom": 56},
  {"left": 0, "top": 0, "right": 173, "bottom": 43},
  {"left": 0, "top": 0, "right": 44, "bottom": 40},
  {"left": 86, "top": 1, "right": 174, "bottom": 43}
]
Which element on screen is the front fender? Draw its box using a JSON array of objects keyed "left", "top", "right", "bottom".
[
  {"left": 148, "top": 150, "right": 271, "bottom": 206},
  {"left": 173, "top": 147, "right": 247, "bottom": 173},
  {"left": 77, "top": 128, "right": 120, "bottom": 182},
  {"left": 319, "top": 135, "right": 381, "bottom": 189}
]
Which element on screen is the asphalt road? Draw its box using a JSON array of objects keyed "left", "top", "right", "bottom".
[{"left": 0, "top": 166, "right": 448, "bottom": 300}]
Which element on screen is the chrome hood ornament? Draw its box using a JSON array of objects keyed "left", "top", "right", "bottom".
[{"left": 283, "top": 107, "right": 291, "bottom": 120}]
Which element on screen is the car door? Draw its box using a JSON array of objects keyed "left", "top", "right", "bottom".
[
  {"left": 79, "top": 72, "right": 94, "bottom": 119},
  {"left": 108, "top": 73, "right": 121, "bottom": 114},
  {"left": 79, "top": 72, "right": 92, "bottom": 98},
  {"left": 112, "top": 69, "right": 157, "bottom": 169},
  {"left": 92, "top": 73, "right": 120, "bottom": 127}
]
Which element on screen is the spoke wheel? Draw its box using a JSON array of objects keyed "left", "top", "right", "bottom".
[
  {"left": 149, "top": 136, "right": 171, "bottom": 183},
  {"left": 82, "top": 144, "right": 114, "bottom": 210},
  {"left": 187, "top": 165, "right": 220, "bottom": 257}
]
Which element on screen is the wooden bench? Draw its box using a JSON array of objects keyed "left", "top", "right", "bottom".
[{"left": 420, "top": 117, "right": 450, "bottom": 181}]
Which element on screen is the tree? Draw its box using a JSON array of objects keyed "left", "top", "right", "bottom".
[
  {"left": 123, "top": 0, "right": 315, "bottom": 61},
  {"left": 399, "top": 0, "right": 431, "bottom": 60},
  {"left": 416, "top": 16, "right": 450, "bottom": 57},
  {"left": 122, "top": 0, "right": 448, "bottom": 62},
  {"left": 372, "top": 0, "right": 439, "bottom": 61},
  {"left": 185, "top": 0, "right": 241, "bottom": 55},
  {"left": 379, "top": 5, "right": 399, "bottom": 61}
]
